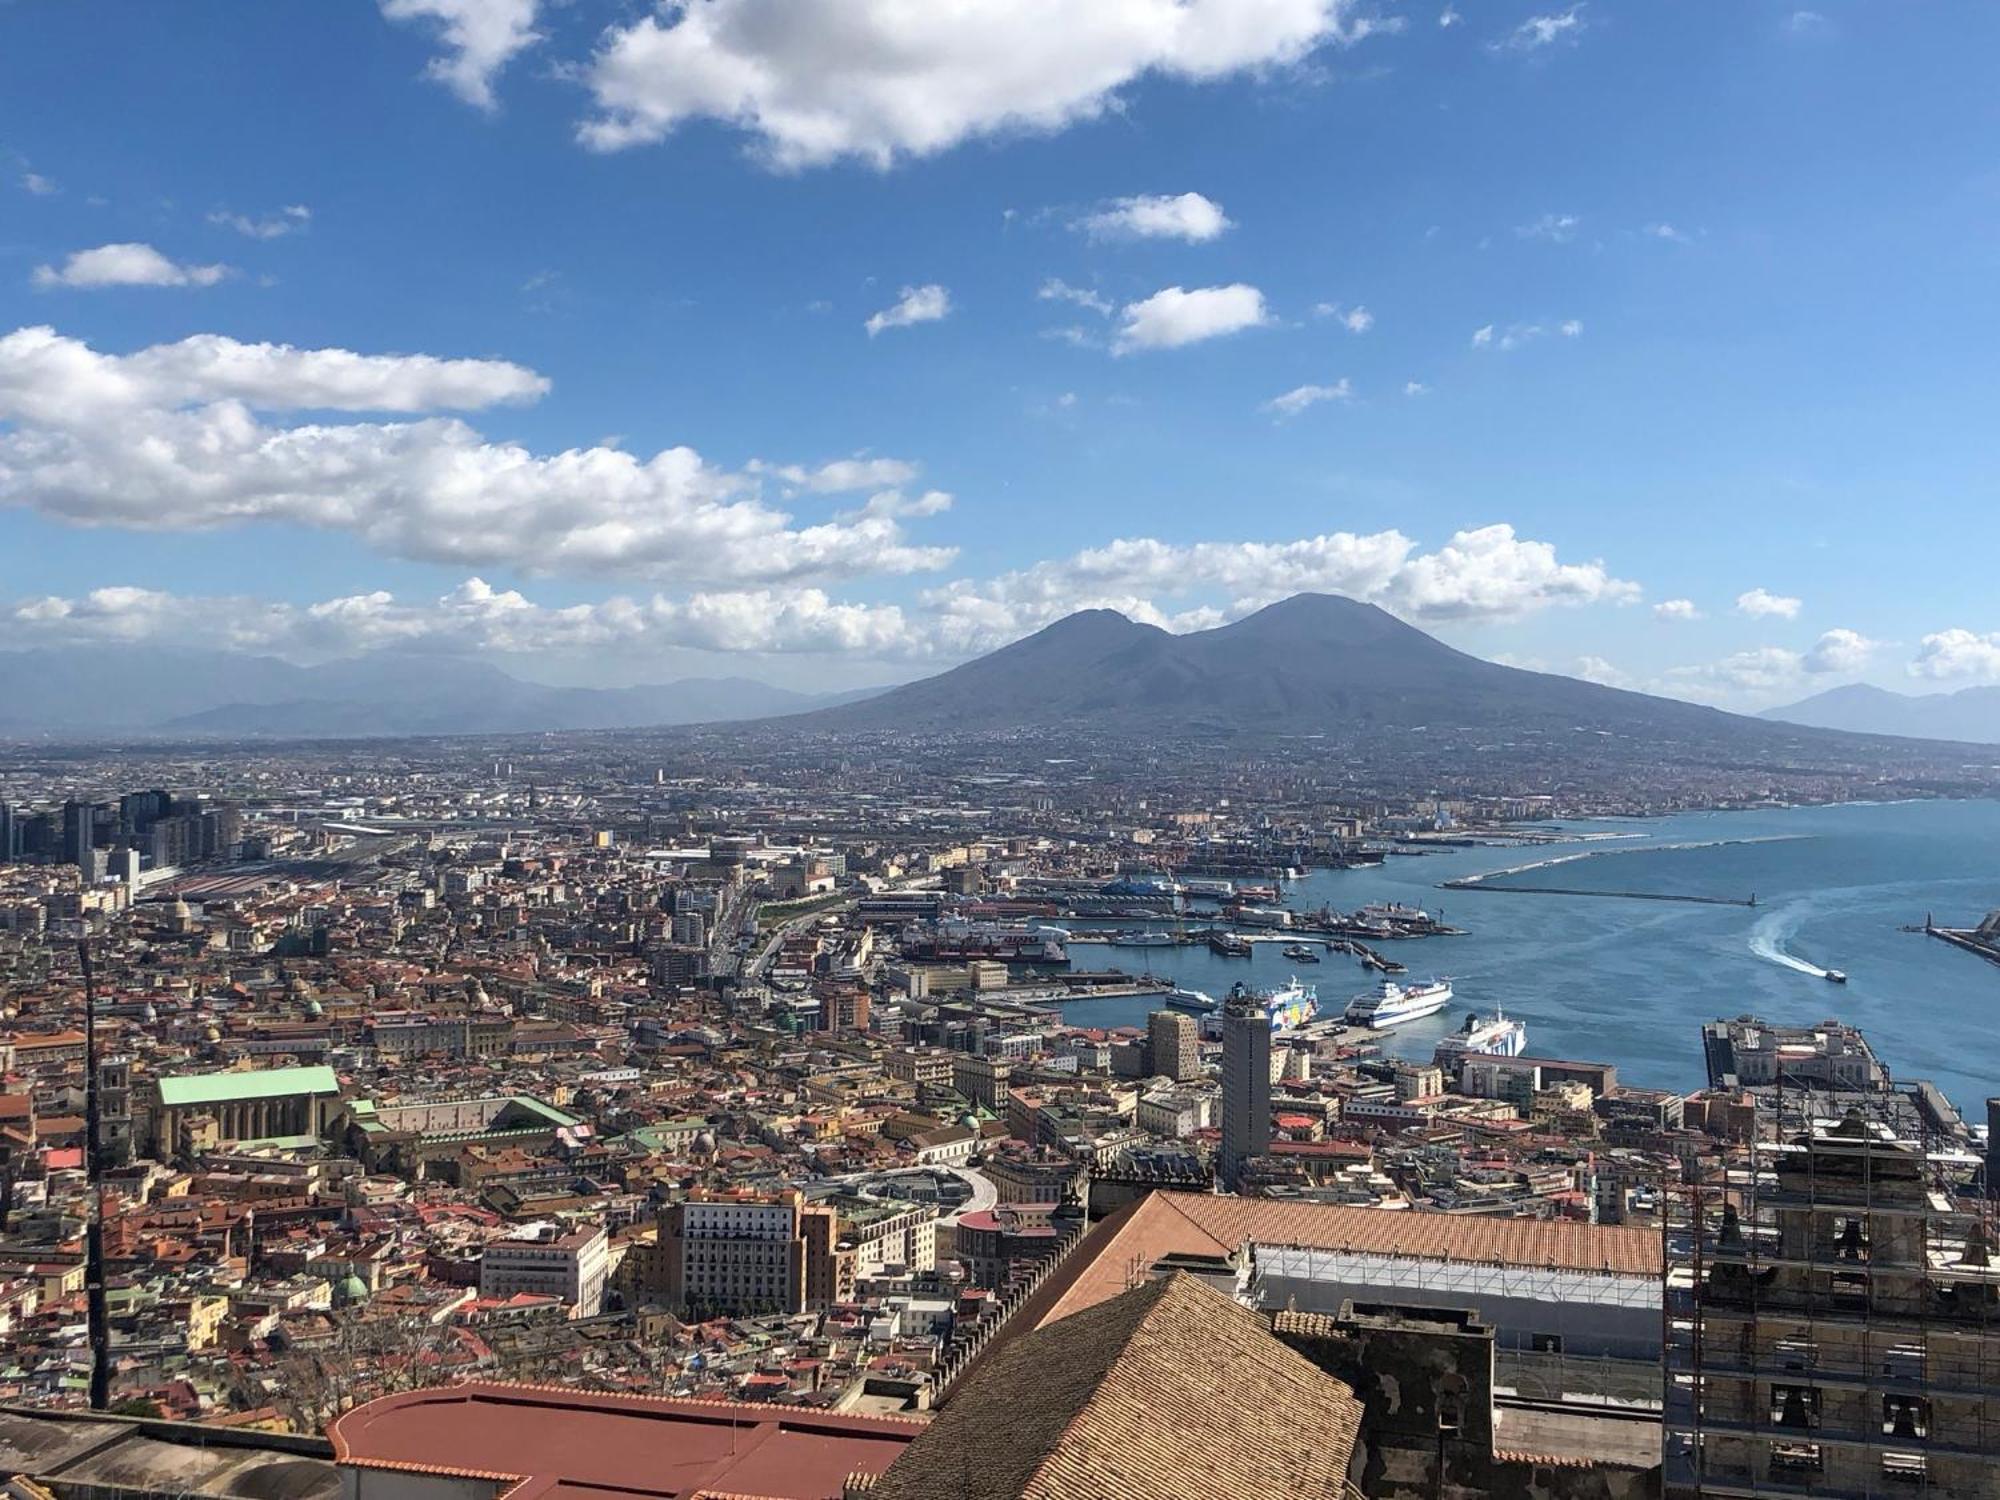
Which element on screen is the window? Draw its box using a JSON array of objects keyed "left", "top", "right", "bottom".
[
  {"left": 1770, "top": 1385, "right": 1821, "bottom": 1429},
  {"left": 1882, "top": 1453, "right": 1927, "bottom": 1485},
  {"left": 1882, "top": 1395, "right": 1930, "bottom": 1439},
  {"left": 1770, "top": 1443, "right": 1823, "bottom": 1475},
  {"left": 1530, "top": 1333, "right": 1563, "bottom": 1355}
]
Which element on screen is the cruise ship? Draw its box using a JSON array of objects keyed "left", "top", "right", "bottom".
[
  {"left": 1432, "top": 1008, "right": 1528, "bottom": 1065},
  {"left": 1343, "top": 977, "right": 1453, "bottom": 1027},
  {"left": 1164, "top": 986, "right": 1217, "bottom": 1013}
]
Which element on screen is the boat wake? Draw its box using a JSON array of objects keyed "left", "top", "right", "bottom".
[{"left": 1749, "top": 907, "right": 1830, "bottom": 979}]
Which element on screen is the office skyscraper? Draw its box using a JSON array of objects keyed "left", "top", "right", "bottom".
[
  {"left": 1218, "top": 989, "right": 1272, "bottom": 1193},
  {"left": 62, "top": 799, "right": 96, "bottom": 872},
  {"left": 0, "top": 799, "right": 15, "bottom": 863},
  {"left": 1147, "top": 1010, "right": 1200, "bottom": 1083}
]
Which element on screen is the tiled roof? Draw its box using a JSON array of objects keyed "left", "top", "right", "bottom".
[
  {"left": 1012, "top": 1191, "right": 1659, "bottom": 1336},
  {"left": 870, "top": 1272, "right": 1362, "bottom": 1500}
]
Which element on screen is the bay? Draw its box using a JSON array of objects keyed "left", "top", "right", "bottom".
[{"left": 1055, "top": 799, "right": 2000, "bottom": 1112}]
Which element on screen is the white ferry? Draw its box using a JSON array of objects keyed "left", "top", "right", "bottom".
[
  {"left": 1344, "top": 977, "right": 1453, "bottom": 1027},
  {"left": 1432, "top": 1008, "right": 1528, "bottom": 1065},
  {"left": 1164, "top": 986, "right": 1217, "bottom": 1013}
]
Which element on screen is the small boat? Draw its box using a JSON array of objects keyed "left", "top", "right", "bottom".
[
  {"left": 1208, "top": 932, "right": 1253, "bottom": 957},
  {"left": 1282, "top": 944, "right": 1321, "bottom": 963},
  {"left": 1824, "top": 969, "right": 1848, "bottom": 984}
]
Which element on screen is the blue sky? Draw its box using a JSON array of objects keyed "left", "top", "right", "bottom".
[{"left": 3, "top": 0, "right": 1998, "bottom": 701}]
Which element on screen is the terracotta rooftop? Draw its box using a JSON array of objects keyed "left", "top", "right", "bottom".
[
  {"left": 869, "top": 1272, "right": 1363, "bottom": 1500},
  {"left": 327, "top": 1382, "right": 921, "bottom": 1500},
  {"left": 1009, "top": 1190, "right": 1660, "bottom": 1336}
]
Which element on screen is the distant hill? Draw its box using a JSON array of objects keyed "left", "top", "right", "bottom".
[
  {"left": 1761, "top": 683, "right": 2000, "bottom": 744},
  {"left": 0, "top": 647, "right": 878, "bottom": 739},
  {"left": 798, "top": 593, "right": 1771, "bottom": 738}
]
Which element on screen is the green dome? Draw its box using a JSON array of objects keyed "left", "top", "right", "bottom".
[{"left": 338, "top": 1274, "right": 369, "bottom": 1303}]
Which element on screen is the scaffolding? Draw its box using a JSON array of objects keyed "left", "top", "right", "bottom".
[{"left": 1665, "top": 1083, "right": 2000, "bottom": 1499}]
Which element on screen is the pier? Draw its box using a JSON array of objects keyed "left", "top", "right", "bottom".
[{"left": 1919, "top": 915, "right": 2000, "bottom": 971}]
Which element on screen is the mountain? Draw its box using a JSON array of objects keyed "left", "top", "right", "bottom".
[
  {"left": 1762, "top": 683, "right": 2000, "bottom": 744},
  {"left": 797, "top": 593, "right": 1763, "bottom": 738},
  {"left": 0, "top": 647, "right": 878, "bottom": 739}
]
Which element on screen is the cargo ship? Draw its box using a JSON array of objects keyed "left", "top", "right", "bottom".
[{"left": 1344, "top": 977, "right": 1453, "bottom": 1027}]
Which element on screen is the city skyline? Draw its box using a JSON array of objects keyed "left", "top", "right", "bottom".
[{"left": 4, "top": 2, "right": 1998, "bottom": 705}]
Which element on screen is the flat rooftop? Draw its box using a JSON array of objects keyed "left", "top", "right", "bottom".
[{"left": 329, "top": 1381, "right": 922, "bottom": 1500}]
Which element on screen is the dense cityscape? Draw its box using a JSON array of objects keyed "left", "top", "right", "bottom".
[
  {"left": 0, "top": 727, "right": 1990, "bottom": 1498},
  {"left": 11, "top": 1, "right": 2000, "bottom": 1496}
]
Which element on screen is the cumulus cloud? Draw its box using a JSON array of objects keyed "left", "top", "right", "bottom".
[
  {"left": 1654, "top": 598, "right": 1702, "bottom": 621},
  {"left": 1263, "top": 379, "right": 1351, "bottom": 417},
  {"left": 921, "top": 522, "right": 1639, "bottom": 654},
  {"left": 22, "top": 172, "right": 57, "bottom": 196},
  {"left": 379, "top": 0, "right": 542, "bottom": 111},
  {"left": 1080, "top": 191, "right": 1231, "bottom": 243},
  {"left": 1114, "top": 284, "right": 1272, "bottom": 353},
  {"left": 1491, "top": 6, "right": 1585, "bottom": 52},
  {"left": 1645, "top": 222, "right": 1692, "bottom": 245},
  {"left": 578, "top": 0, "right": 1372, "bottom": 167},
  {"left": 31, "top": 243, "right": 232, "bottom": 290},
  {"left": 1803, "top": 628, "right": 1876, "bottom": 675},
  {"left": 1911, "top": 629, "right": 2000, "bottom": 681},
  {"left": 3, "top": 578, "right": 922, "bottom": 662},
  {"left": 1403, "top": 380, "right": 1430, "bottom": 397},
  {"left": 1736, "top": 587, "right": 1802, "bottom": 620},
  {"left": 865, "top": 284, "right": 952, "bottom": 336},
  {"left": 0, "top": 325, "right": 954, "bottom": 586},
  {"left": 2, "top": 520, "right": 1643, "bottom": 667},
  {"left": 1662, "top": 646, "right": 1805, "bottom": 700},
  {"left": 209, "top": 205, "right": 312, "bottom": 240},
  {"left": 1574, "top": 655, "right": 1630, "bottom": 687}
]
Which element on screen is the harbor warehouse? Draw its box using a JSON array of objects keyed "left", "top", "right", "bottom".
[{"left": 150, "top": 1065, "right": 342, "bottom": 1155}]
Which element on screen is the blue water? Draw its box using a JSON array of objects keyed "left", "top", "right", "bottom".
[{"left": 1056, "top": 800, "right": 2000, "bottom": 1110}]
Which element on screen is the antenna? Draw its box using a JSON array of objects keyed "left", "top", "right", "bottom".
[{"left": 78, "top": 938, "right": 110, "bottom": 1412}]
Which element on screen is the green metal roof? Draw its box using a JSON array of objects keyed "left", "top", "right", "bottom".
[{"left": 157, "top": 1065, "right": 340, "bottom": 1108}]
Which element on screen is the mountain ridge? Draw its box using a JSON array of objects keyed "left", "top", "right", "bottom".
[{"left": 1761, "top": 682, "right": 2000, "bottom": 745}]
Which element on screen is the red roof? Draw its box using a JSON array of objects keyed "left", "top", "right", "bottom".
[{"left": 328, "top": 1380, "right": 920, "bottom": 1500}]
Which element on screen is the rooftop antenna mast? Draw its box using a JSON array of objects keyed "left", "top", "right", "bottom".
[{"left": 78, "top": 937, "right": 111, "bottom": 1411}]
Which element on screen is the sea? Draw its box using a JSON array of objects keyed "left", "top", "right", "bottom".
[{"left": 1055, "top": 799, "right": 2000, "bottom": 1112}]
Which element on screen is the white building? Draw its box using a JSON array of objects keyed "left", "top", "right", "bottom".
[{"left": 480, "top": 1224, "right": 608, "bottom": 1319}]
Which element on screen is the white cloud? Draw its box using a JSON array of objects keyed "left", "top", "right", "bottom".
[
  {"left": 1736, "top": 587, "right": 1802, "bottom": 620},
  {"left": 1491, "top": 6, "right": 1585, "bottom": 53},
  {"left": 1574, "top": 655, "right": 1630, "bottom": 687},
  {"left": 1644, "top": 222, "right": 1691, "bottom": 244},
  {"left": 209, "top": 205, "right": 312, "bottom": 240},
  {"left": 578, "top": 0, "right": 1373, "bottom": 167},
  {"left": 1263, "top": 379, "right": 1351, "bottom": 417},
  {"left": 1080, "top": 191, "right": 1231, "bottom": 243},
  {"left": 1911, "top": 629, "right": 2000, "bottom": 681},
  {"left": 1, "top": 519, "right": 1643, "bottom": 667},
  {"left": 1517, "top": 212, "right": 1580, "bottom": 243},
  {"left": 1403, "top": 380, "right": 1430, "bottom": 397},
  {"left": 31, "top": 243, "right": 232, "bottom": 290},
  {"left": 1038, "top": 278, "right": 1114, "bottom": 317},
  {"left": 924, "top": 522, "right": 1639, "bottom": 653},
  {"left": 1471, "top": 320, "right": 1580, "bottom": 351},
  {"left": 0, "top": 325, "right": 955, "bottom": 587},
  {"left": 1113, "top": 284, "right": 1272, "bottom": 353},
  {"left": 1439, "top": 6, "right": 1462, "bottom": 26},
  {"left": 1804, "top": 628, "right": 1876, "bottom": 675},
  {"left": 1315, "top": 302, "right": 1373, "bottom": 333},
  {"left": 2, "top": 578, "right": 924, "bottom": 662},
  {"left": 1654, "top": 598, "right": 1702, "bottom": 621},
  {"left": 22, "top": 172, "right": 57, "bottom": 196},
  {"left": 1660, "top": 647, "right": 1807, "bottom": 703},
  {"left": 865, "top": 284, "right": 952, "bottom": 336},
  {"left": 379, "top": 0, "right": 542, "bottom": 111}
]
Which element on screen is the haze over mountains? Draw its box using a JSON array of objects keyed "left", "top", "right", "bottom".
[
  {"left": 0, "top": 648, "right": 872, "bottom": 739},
  {"left": 5, "top": 597, "right": 1991, "bottom": 756},
  {"left": 1762, "top": 684, "right": 2000, "bottom": 745}
]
